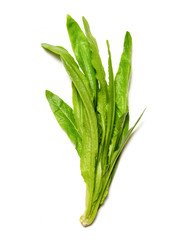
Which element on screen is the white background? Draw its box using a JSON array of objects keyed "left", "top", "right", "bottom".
[{"left": 0, "top": 0, "right": 196, "bottom": 239}]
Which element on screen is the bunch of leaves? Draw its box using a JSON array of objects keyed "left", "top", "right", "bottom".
[{"left": 42, "top": 15, "right": 145, "bottom": 227}]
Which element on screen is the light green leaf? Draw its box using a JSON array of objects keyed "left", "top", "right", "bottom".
[
  {"left": 115, "top": 31, "right": 132, "bottom": 120},
  {"left": 105, "top": 40, "right": 115, "bottom": 159},
  {"left": 108, "top": 112, "right": 128, "bottom": 163},
  {"left": 42, "top": 17, "right": 145, "bottom": 226},
  {"left": 92, "top": 159, "right": 102, "bottom": 203},
  {"left": 67, "top": 15, "right": 97, "bottom": 102},
  {"left": 82, "top": 16, "right": 107, "bottom": 134},
  {"left": 45, "top": 90, "right": 82, "bottom": 156},
  {"left": 71, "top": 83, "right": 85, "bottom": 155},
  {"left": 82, "top": 17, "right": 109, "bottom": 200},
  {"left": 93, "top": 41, "right": 115, "bottom": 201},
  {"left": 42, "top": 44, "right": 93, "bottom": 101},
  {"left": 42, "top": 43, "right": 98, "bottom": 214},
  {"left": 82, "top": 17, "right": 108, "bottom": 173},
  {"left": 82, "top": 17, "right": 107, "bottom": 89},
  {"left": 72, "top": 83, "right": 84, "bottom": 138},
  {"left": 100, "top": 109, "right": 146, "bottom": 205}
]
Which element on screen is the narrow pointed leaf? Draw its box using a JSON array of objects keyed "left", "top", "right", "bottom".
[
  {"left": 82, "top": 17, "right": 107, "bottom": 89},
  {"left": 115, "top": 31, "right": 132, "bottom": 120},
  {"left": 82, "top": 16, "right": 107, "bottom": 137},
  {"left": 100, "top": 109, "right": 146, "bottom": 204},
  {"left": 108, "top": 112, "right": 128, "bottom": 163},
  {"left": 45, "top": 90, "right": 82, "bottom": 156},
  {"left": 112, "top": 109, "right": 145, "bottom": 162},
  {"left": 42, "top": 43, "right": 98, "bottom": 211},
  {"left": 67, "top": 15, "right": 97, "bottom": 101},
  {"left": 42, "top": 44, "right": 93, "bottom": 101},
  {"left": 72, "top": 83, "right": 84, "bottom": 137},
  {"left": 42, "top": 17, "right": 145, "bottom": 226},
  {"left": 82, "top": 17, "right": 108, "bottom": 177},
  {"left": 105, "top": 40, "right": 115, "bottom": 157}
]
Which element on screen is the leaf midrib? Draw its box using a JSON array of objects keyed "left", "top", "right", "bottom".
[{"left": 53, "top": 101, "right": 81, "bottom": 138}]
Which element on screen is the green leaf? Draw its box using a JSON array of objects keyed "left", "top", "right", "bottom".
[
  {"left": 72, "top": 83, "right": 84, "bottom": 138},
  {"left": 84, "top": 110, "right": 145, "bottom": 225},
  {"left": 41, "top": 44, "right": 97, "bottom": 138},
  {"left": 45, "top": 90, "right": 82, "bottom": 156},
  {"left": 105, "top": 40, "right": 115, "bottom": 158},
  {"left": 42, "top": 17, "right": 145, "bottom": 226},
  {"left": 82, "top": 16, "right": 107, "bottom": 133},
  {"left": 42, "top": 43, "right": 99, "bottom": 215},
  {"left": 82, "top": 17, "right": 107, "bottom": 89},
  {"left": 93, "top": 41, "right": 116, "bottom": 202},
  {"left": 71, "top": 83, "right": 84, "bottom": 155},
  {"left": 82, "top": 17, "right": 108, "bottom": 173},
  {"left": 42, "top": 44, "right": 93, "bottom": 101},
  {"left": 115, "top": 31, "right": 132, "bottom": 120},
  {"left": 67, "top": 15, "right": 97, "bottom": 102},
  {"left": 80, "top": 110, "right": 94, "bottom": 213},
  {"left": 108, "top": 112, "right": 128, "bottom": 163},
  {"left": 100, "top": 109, "right": 146, "bottom": 205},
  {"left": 112, "top": 109, "right": 146, "bottom": 175},
  {"left": 92, "top": 159, "right": 102, "bottom": 203}
]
